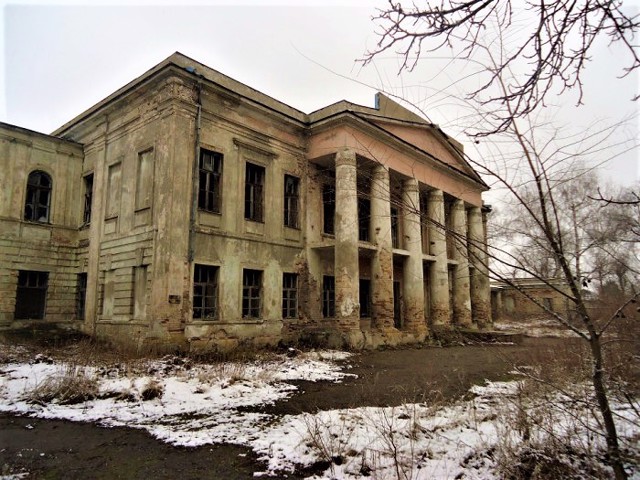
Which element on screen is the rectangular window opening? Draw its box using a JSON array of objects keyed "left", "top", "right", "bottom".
[
  {"left": 198, "top": 149, "right": 223, "bottom": 214},
  {"left": 83, "top": 174, "right": 94, "bottom": 225},
  {"left": 445, "top": 199, "right": 455, "bottom": 259},
  {"left": 242, "top": 269, "right": 262, "bottom": 318},
  {"left": 193, "top": 264, "right": 219, "bottom": 320},
  {"left": 322, "top": 275, "right": 335, "bottom": 318},
  {"left": 358, "top": 197, "right": 370, "bottom": 242},
  {"left": 15, "top": 270, "right": 48, "bottom": 320},
  {"left": 284, "top": 175, "right": 300, "bottom": 229},
  {"left": 322, "top": 184, "right": 335, "bottom": 235},
  {"left": 76, "top": 272, "right": 87, "bottom": 320},
  {"left": 245, "top": 163, "right": 265, "bottom": 222},
  {"left": 359, "top": 279, "right": 371, "bottom": 318},
  {"left": 420, "top": 194, "right": 430, "bottom": 254},
  {"left": 282, "top": 273, "right": 298, "bottom": 319},
  {"left": 391, "top": 206, "right": 400, "bottom": 249},
  {"left": 393, "top": 281, "right": 402, "bottom": 329}
]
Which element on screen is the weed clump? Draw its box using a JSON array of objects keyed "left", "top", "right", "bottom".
[
  {"left": 140, "top": 379, "right": 164, "bottom": 400},
  {"left": 27, "top": 364, "right": 98, "bottom": 405}
]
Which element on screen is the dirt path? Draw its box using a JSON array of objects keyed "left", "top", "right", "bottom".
[
  {"left": 1, "top": 337, "right": 579, "bottom": 479},
  {"left": 264, "top": 336, "right": 576, "bottom": 415}
]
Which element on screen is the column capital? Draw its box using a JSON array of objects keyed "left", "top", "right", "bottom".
[
  {"left": 429, "top": 189, "right": 444, "bottom": 202},
  {"left": 372, "top": 163, "right": 389, "bottom": 178},
  {"left": 335, "top": 149, "right": 356, "bottom": 168},
  {"left": 468, "top": 205, "right": 482, "bottom": 217},
  {"left": 403, "top": 177, "right": 419, "bottom": 193}
]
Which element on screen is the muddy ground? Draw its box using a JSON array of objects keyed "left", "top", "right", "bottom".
[{"left": 1, "top": 337, "right": 581, "bottom": 479}]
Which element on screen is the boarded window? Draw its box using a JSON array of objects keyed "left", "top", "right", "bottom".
[
  {"left": 106, "top": 162, "right": 122, "bottom": 219},
  {"left": 198, "top": 149, "right": 223, "bottom": 213},
  {"left": 83, "top": 174, "right": 93, "bottom": 225},
  {"left": 193, "top": 264, "right": 218, "bottom": 320},
  {"left": 133, "top": 266, "right": 148, "bottom": 319},
  {"left": 245, "top": 163, "right": 265, "bottom": 222},
  {"left": 282, "top": 273, "right": 298, "bottom": 319},
  {"left": 76, "top": 273, "right": 87, "bottom": 320},
  {"left": 359, "top": 279, "right": 371, "bottom": 318},
  {"left": 322, "top": 275, "right": 335, "bottom": 318},
  {"left": 242, "top": 269, "right": 262, "bottom": 318},
  {"left": 24, "top": 171, "right": 52, "bottom": 223},
  {"left": 135, "top": 149, "right": 154, "bottom": 211},
  {"left": 283, "top": 175, "right": 300, "bottom": 228},
  {"left": 322, "top": 185, "right": 335, "bottom": 235},
  {"left": 15, "top": 270, "right": 48, "bottom": 319}
]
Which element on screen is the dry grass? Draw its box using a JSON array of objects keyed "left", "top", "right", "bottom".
[
  {"left": 26, "top": 364, "right": 98, "bottom": 405},
  {"left": 488, "top": 343, "right": 640, "bottom": 480},
  {"left": 140, "top": 378, "right": 164, "bottom": 400}
]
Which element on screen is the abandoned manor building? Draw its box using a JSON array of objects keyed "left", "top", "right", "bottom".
[{"left": 0, "top": 52, "right": 492, "bottom": 351}]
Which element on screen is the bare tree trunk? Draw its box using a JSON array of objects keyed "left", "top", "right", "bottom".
[{"left": 588, "top": 330, "right": 628, "bottom": 480}]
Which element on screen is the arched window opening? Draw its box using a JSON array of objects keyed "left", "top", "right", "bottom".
[{"left": 24, "top": 171, "right": 52, "bottom": 223}]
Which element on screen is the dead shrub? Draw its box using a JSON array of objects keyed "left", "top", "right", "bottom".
[
  {"left": 197, "top": 362, "right": 248, "bottom": 385},
  {"left": 26, "top": 364, "right": 98, "bottom": 405},
  {"left": 496, "top": 441, "right": 608, "bottom": 479},
  {"left": 302, "top": 412, "right": 358, "bottom": 477},
  {"left": 140, "top": 379, "right": 163, "bottom": 400}
]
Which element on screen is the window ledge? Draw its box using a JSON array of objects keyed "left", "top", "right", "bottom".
[
  {"left": 198, "top": 208, "right": 221, "bottom": 216},
  {"left": 23, "top": 220, "right": 51, "bottom": 227},
  {"left": 188, "top": 319, "right": 266, "bottom": 325}
]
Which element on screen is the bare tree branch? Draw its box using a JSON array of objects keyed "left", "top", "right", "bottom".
[{"left": 363, "top": 0, "right": 640, "bottom": 136}]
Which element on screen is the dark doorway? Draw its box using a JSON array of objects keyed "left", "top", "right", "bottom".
[
  {"left": 76, "top": 273, "right": 87, "bottom": 320},
  {"left": 393, "top": 281, "right": 402, "bottom": 329},
  {"left": 15, "top": 270, "right": 48, "bottom": 319}
]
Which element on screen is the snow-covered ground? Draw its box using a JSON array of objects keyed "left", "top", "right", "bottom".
[
  {"left": 493, "top": 317, "right": 582, "bottom": 338},
  {"left": 0, "top": 345, "right": 638, "bottom": 479}
]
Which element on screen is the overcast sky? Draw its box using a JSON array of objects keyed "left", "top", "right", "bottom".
[{"left": 1, "top": 0, "right": 638, "bottom": 190}]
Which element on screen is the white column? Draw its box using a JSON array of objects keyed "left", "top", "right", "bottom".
[
  {"left": 370, "top": 165, "right": 394, "bottom": 330},
  {"left": 402, "top": 178, "right": 427, "bottom": 337},
  {"left": 334, "top": 149, "right": 360, "bottom": 332},
  {"left": 468, "top": 206, "right": 491, "bottom": 328},
  {"left": 451, "top": 199, "right": 472, "bottom": 327},
  {"left": 428, "top": 189, "right": 450, "bottom": 326}
]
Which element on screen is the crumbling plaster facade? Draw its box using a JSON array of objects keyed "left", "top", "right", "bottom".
[{"left": 0, "top": 52, "right": 492, "bottom": 351}]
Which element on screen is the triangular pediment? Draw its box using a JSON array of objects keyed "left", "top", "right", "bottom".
[{"left": 368, "top": 117, "right": 480, "bottom": 180}]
